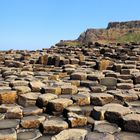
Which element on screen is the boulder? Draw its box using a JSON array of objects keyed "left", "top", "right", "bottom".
[
  {"left": 122, "top": 114, "right": 140, "bottom": 133},
  {"left": 21, "top": 115, "right": 45, "bottom": 129},
  {"left": 0, "top": 128, "right": 17, "bottom": 140},
  {"left": 13, "top": 86, "right": 31, "bottom": 94},
  {"left": 41, "top": 86, "right": 61, "bottom": 95},
  {"left": 52, "top": 129, "right": 88, "bottom": 140},
  {"left": 41, "top": 119, "right": 68, "bottom": 134},
  {"left": 9, "top": 80, "right": 29, "bottom": 87},
  {"left": 90, "top": 93, "right": 114, "bottom": 106},
  {"left": 90, "top": 85, "right": 107, "bottom": 93},
  {"left": 46, "top": 98, "right": 73, "bottom": 113},
  {"left": 29, "top": 81, "right": 45, "bottom": 92},
  {"left": 104, "top": 104, "right": 131, "bottom": 123},
  {"left": 0, "top": 119, "right": 20, "bottom": 129},
  {"left": 0, "top": 90, "right": 17, "bottom": 104},
  {"left": 17, "top": 129, "right": 42, "bottom": 140},
  {"left": 5, "top": 107, "right": 23, "bottom": 119},
  {"left": 18, "top": 92, "right": 40, "bottom": 107},
  {"left": 91, "top": 103, "right": 131, "bottom": 121},
  {"left": 67, "top": 112, "right": 87, "bottom": 127},
  {"left": 100, "top": 77, "right": 117, "bottom": 86},
  {"left": 70, "top": 72, "right": 87, "bottom": 80},
  {"left": 85, "top": 132, "right": 114, "bottom": 140},
  {"left": 37, "top": 93, "right": 58, "bottom": 107},
  {"left": 114, "top": 132, "right": 140, "bottom": 140},
  {"left": 61, "top": 85, "right": 78, "bottom": 94},
  {"left": 117, "top": 83, "right": 134, "bottom": 89},
  {"left": 72, "top": 93, "right": 90, "bottom": 106},
  {"left": 94, "top": 122, "right": 121, "bottom": 134},
  {"left": 23, "top": 106, "right": 43, "bottom": 116}
]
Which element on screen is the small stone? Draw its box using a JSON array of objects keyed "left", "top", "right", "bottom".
[
  {"left": 104, "top": 104, "right": 131, "bottom": 123},
  {"left": 21, "top": 115, "right": 45, "bottom": 129},
  {"left": 29, "top": 81, "right": 45, "bottom": 92},
  {"left": 117, "top": 83, "right": 134, "bottom": 89},
  {"left": 133, "top": 73, "right": 140, "bottom": 84},
  {"left": 114, "top": 132, "right": 140, "bottom": 140},
  {"left": 63, "top": 105, "right": 82, "bottom": 117},
  {"left": 122, "top": 114, "right": 140, "bottom": 133},
  {"left": 91, "top": 106, "right": 106, "bottom": 120},
  {"left": 70, "top": 72, "right": 87, "bottom": 80},
  {"left": 47, "top": 98, "right": 73, "bottom": 113},
  {"left": 94, "top": 122, "right": 121, "bottom": 134},
  {"left": 92, "top": 103, "right": 131, "bottom": 121},
  {"left": 90, "top": 85, "right": 107, "bottom": 93},
  {"left": 99, "top": 59, "right": 111, "bottom": 71},
  {"left": 81, "top": 105, "right": 94, "bottom": 116},
  {"left": 117, "top": 74, "right": 132, "bottom": 80},
  {"left": 90, "top": 93, "right": 114, "bottom": 106},
  {"left": 0, "top": 104, "right": 20, "bottom": 113},
  {"left": 17, "top": 129, "right": 42, "bottom": 140},
  {"left": 23, "top": 106, "right": 43, "bottom": 116},
  {"left": 52, "top": 129, "right": 88, "bottom": 140},
  {"left": 70, "top": 80, "right": 81, "bottom": 87},
  {"left": 70, "top": 58, "right": 79, "bottom": 64},
  {"left": 41, "top": 119, "right": 68, "bottom": 134},
  {"left": 13, "top": 86, "right": 31, "bottom": 94},
  {"left": 0, "top": 90, "right": 17, "bottom": 104},
  {"left": 87, "top": 73, "right": 104, "bottom": 81},
  {"left": 0, "top": 119, "right": 20, "bottom": 129},
  {"left": 100, "top": 77, "right": 117, "bottom": 86},
  {"left": 85, "top": 132, "right": 114, "bottom": 140},
  {"left": 36, "top": 135, "right": 51, "bottom": 140},
  {"left": 125, "top": 100, "right": 140, "bottom": 108},
  {"left": 0, "top": 128, "right": 17, "bottom": 140},
  {"left": 37, "top": 93, "right": 58, "bottom": 107},
  {"left": 5, "top": 107, "right": 23, "bottom": 119},
  {"left": 67, "top": 112, "right": 87, "bottom": 127},
  {"left": 9, "top": 80, "right": 29, "bottom": 87},
  {"left": 41, "top": 86, "right": 61, "bottom": 95},
  {"left": 18, "top": 92, "right": 40, "bottom": 107},
  {"left": 114, "top": 92, "right": 138, "bottom": 102},
  {"left": 61, "top": 85, "right": 78, "bottom": 94},
  {"left": 72, "top": 93, "right": 90, "bottom": 106},
  {"left": 80, "top": 80, "right": 98, "bottom": 87}
]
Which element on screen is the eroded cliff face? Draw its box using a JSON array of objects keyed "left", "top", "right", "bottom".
[
  {"left": 78, "top": 20, "right": 140, "bottom": 44},
  {"left": 107, "top": 20, "right": 140, "bottom": 29}
]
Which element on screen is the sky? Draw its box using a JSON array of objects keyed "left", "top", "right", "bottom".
[{"left": 0, "top": 0, "right": 140, "bottom": 50}]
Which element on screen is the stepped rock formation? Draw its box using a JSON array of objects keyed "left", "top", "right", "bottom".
[{"left": 0, "top": 21, "right": 140, "bottom": 139}]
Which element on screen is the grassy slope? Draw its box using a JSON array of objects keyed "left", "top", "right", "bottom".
[{"left": 117, "top": 32, "right": 140, "bottom": 43}]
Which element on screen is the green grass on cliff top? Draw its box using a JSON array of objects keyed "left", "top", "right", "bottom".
[{"left": 117, "top": 32, "right": 140, "bottom": 43}]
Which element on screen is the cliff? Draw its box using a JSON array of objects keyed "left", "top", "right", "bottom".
[{"left": 78, "top": 20, "right": 140, "bottom": 44}]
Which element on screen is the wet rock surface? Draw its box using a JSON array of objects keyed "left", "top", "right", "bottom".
[{"left": 0, "top": 42, "right": 140, "bottom": 139}]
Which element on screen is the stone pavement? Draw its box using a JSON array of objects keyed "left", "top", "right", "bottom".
[{"left": 0, "top": 42, "right": 140, "bottom": 139}]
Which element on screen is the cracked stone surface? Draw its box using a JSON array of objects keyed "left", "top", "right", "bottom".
[{"left": 0, "top": 42, "right": 140, "bottom": 139}]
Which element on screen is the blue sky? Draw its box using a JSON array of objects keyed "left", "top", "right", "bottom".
[{"left": 0, "top": 0, "right": 140, "bottom": 50}]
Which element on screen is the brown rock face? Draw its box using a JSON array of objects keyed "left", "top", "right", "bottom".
[{"left": 107, "top": 21, "right": 140, "bottom": 29}]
